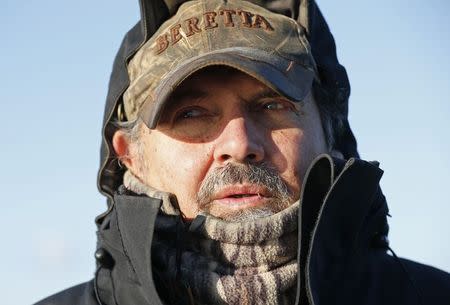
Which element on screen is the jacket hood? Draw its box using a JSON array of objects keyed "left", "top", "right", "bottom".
[{"left": 97, "top": 0, "right": 359, "bottom": 202}]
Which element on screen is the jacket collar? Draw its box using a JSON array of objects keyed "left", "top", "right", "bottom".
[
  {"left": 96, "top": 194, "right": 166, "bottom": 305},
  {"left": 95, "top": 155, "right": 388, "bottom": 305},
  {"left": 298, "top": 155, "right": 387, "bottom": 305}
]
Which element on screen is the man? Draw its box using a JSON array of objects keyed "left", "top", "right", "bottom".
[{"left": 36, "top": 0, "right": 450, "bottom": 304}]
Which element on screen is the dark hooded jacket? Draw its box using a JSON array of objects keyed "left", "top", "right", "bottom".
[
  {"left": 35, "top": 1, "right": 450, "bottom": 304},
  {"left": 35, "top": 156, "right": 450, "bottom": 305}
]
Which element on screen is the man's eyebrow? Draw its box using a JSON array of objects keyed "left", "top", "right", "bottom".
[
  {"left": 246, "top": 88, "right": 305, "bottom": 113},
  {"left": 247, "top": 88, "right": 282, "bottom": 102}
]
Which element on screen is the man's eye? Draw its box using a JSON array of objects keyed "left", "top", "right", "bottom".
[
  {"left": 261, "top": 99, "right": 294, "bottom": 111},
  {"left": 263, "top": 101, "right": 286, "bottom": 110},
  {"left": 175, "top": 107, "right": 207, "bottom": 120}
]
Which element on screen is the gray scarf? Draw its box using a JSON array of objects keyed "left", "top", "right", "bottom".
[{"left": 124, "top": 171, "right": 298, "bottom": 305}]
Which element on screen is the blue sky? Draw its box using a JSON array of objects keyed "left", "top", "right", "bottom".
[{"left": 1, "top": 1, "right": 449, "bottom": 304}]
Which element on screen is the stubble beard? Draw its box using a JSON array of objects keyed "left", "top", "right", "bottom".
[{"left": 196, "top": 163, "right": 295, "bottom": 222}]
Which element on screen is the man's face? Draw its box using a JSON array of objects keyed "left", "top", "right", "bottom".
[{"left": 127, "top": 67, "right": 328, "bottom": 220}]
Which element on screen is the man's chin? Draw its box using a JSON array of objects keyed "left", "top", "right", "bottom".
[
  {"left": 201, "top": 200, "right": 291, "bottom": 222},
  {"left": 218, "top": 207, "right": 276, "bottom": 222}
]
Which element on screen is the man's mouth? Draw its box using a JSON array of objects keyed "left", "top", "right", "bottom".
[
  {"left": 228, "top": 194, "right": 258, "bottom": 198},
  {"left": 211, "top": 185, "right": 271, "bottom": 209}
]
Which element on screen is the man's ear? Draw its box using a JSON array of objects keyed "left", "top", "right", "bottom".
[{"left": 112, "top": 130, "right": 133, "bottom": 168}]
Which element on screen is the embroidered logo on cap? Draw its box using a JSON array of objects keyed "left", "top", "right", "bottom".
[{"left": 155, "top": 9, "right": 274, "bottom": 55}]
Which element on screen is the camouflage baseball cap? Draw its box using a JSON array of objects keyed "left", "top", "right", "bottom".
[{"left": 122, "top": 0, "right": 318, "bottom": 128}]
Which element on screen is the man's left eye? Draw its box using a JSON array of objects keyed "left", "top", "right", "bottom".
[
  {"left": 264, "top": 101, "right": 285, "bottom": 110},
  {"left": 262, "top": 100, "right": 293, "bottom": 111}
]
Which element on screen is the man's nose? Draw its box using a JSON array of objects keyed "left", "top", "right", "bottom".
[{"left": 213, "top": 117, "right": 265, "bottom": 164}]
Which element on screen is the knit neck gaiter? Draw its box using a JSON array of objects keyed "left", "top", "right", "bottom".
[{"left": 124, "top": 171, "right": 299, "bottom": 305}]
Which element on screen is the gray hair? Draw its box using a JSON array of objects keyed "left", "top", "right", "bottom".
[
  {"left": 113, "top": 118, "right": 143, "bottom": 143},
  {"left": 311, "top": 80, "right": 344, "bottom": 151}
]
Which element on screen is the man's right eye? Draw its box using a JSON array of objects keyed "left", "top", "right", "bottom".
[
  {"left": 166, "top": 106, "right": 219, "bottom": 141},
  {"left": 175, "top": 107, "right": 207, "bottom": 120}
]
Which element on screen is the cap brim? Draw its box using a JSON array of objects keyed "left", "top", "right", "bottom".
[{"left": 139, "top": 47, "right": 315, "bottom": 129}]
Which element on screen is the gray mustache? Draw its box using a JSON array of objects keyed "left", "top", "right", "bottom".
[{"left": 196, "top": 163, "right": 292, "bottom": 209}]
